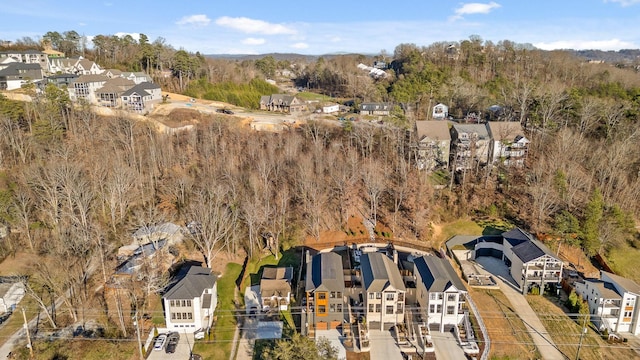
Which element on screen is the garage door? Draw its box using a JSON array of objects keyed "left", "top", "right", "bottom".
[
  {"left": 316, "top": 321, "right": 328, "bottom": 330},
  {"left": 476, "top": 248, "right": 503, "bottom": 259}
]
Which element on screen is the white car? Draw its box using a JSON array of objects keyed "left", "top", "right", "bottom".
[{"left": 153, "top": 334, "right": 167, "bottom": 351}]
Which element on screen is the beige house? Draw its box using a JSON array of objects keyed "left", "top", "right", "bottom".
[
  {"left": 260, "top": 94, "right": 306, "bottom": 113},
  {"left": 260, "top": 267, "right": 293, "bottom": 311},
  {"left": 415, "top": 120, "right": 451, "bottom": 171}
]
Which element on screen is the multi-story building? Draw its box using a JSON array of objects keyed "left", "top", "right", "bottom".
[
  {"left": 450, "top": 123, "right": 491, "bottom": 171},
  {"left": 414, "top": 255, "right": 467, "bottom": 332},
  {"left": 487, "top": 121, "right": 529, "bottom": 167},
  {"left": 305, "top": 252, "right": 346, "bottom": 331},
  {"left": 501, "top": 228, "right": 563, "bottom": 293},
  {"left": 360, "top": 252, "right": 406, "bottom": 330},
  {"left": 163, "top": 265, "right": 218, "bottom": 332},
  {"left": 414, "top": 120, "right": 451, "bottom": 171},
  {"left": 575, "top": 271, "right": 640, "bottom": 335}
]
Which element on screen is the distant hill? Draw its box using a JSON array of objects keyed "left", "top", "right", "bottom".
[
  {"left": 566, "top": 49, "right": 640, "bottom": 64},
  {"left": 204, "top": 52, "right": 374, "bottom": 62}
]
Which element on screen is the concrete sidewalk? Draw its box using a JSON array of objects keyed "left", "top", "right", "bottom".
[{"left": 475, "top": 257, "right": 567, "bottom": 360}]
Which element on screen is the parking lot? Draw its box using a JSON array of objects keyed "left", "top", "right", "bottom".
[{"left": 146, "top": 330, "right": 195, "bottom": 360}]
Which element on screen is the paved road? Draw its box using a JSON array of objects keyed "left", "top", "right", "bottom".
[{"left": 475, "top": 257, "right": 567, "bottom": 360}]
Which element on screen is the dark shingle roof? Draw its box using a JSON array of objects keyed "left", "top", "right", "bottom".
[
  {"left": 504, "top": 228, "right": 557, "bottom": 263},
  {"left": 502, "top": 228, "right": 533, "bottom": 246},
  {"left": 360, "top": 252, "right": 406, "bottom": 293},
  {"left": 164, "top": 266, "right": 217, "bottom": 300},
  {"left": 122, "top": 82, "right": 158, "bottom": 97},
  {"left": 414, "top": 255, "right": 466, "bottom": 293},
  {"left": 305, "top": 252, "right": 344, "bottom": 292}
]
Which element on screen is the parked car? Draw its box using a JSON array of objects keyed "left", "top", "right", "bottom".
[
  {"left": 153, "top": 334, "right": 167, "bottom": 351},
  {"left": 165, "top": 332, "right": 180, "bottom": 353},
  {"left": 216, "top": 108, "right": 234, "bottom": 115}
]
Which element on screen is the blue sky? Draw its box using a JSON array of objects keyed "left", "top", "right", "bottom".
[{"left": 2, "top": 0, "right": 640, "bottom": 55}]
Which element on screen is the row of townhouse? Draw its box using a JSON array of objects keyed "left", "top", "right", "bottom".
[
  {"left": 303, "top": 248, "right": 467, "bottom": 336},
  {"left": 414, "top": 120, "right": 530, "bottom": 172}
]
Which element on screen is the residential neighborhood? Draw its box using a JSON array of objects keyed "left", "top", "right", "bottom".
[{"left": 1, "top": 12, "right": 640, "bottom": 360}]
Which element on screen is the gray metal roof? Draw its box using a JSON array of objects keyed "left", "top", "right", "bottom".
[
  {"left": 603, "top": 271, "right": 640, "bottom": 295},
  {"left": 305, "top": 252, "right": 344, "bottom": 292},
  {"left": 360, "top": 252, "right": 406, "bottom": 293},
  {"left": 584, "top": 279, "right": 621, "bottom": 299},
  {"left": 164, "top": 266, "right": 217, "bottom": 300},
  {"left": 414, "top": 255, "right": 466, "bottom": 293}
]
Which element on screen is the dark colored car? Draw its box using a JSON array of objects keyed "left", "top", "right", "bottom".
[
  {"left": 165, "top": 332, "right": 180, "bottom": 354},
  {"left": 216, "top": 108, "right": 234, "bottom": 115}
]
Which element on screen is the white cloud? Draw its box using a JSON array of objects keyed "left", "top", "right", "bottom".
[
  {"left": 291, "top": 42, "right": 309, "bottom": 49},
  {"left": 215, "top": 16, "right": 296, "bottom": 35},
  {"left": 78, "top": 22, "right": 86, "bottom": 26},
  {"left": 605, "top": 0, "right": 640, "bottom": 6},
  {"left": 115, "top": 32, "right": 141, "bottom": 42},
  {"left": 450, "top": 2, "right": 501, "bottom": 21},
  {"left": 534, "top": 38, "right": 637, "bottom": 51},
  {"left": 242, "top": 37, "right": 265, "bottom": 45},
  {"left": 176, "top": 14, "right": 211, "bottom": 27},
  {"left": 330, "top": 36, "right": 342, "bottom": 42}
]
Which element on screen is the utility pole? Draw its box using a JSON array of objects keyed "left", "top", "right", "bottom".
[
  {"left": 133, "top": 311, "right": 144, "bottom": 360},
  {"left": 575, "top": 313, "right": 588, "bottom": 360},
  {"left": 21, "top": 307, "right": 34, "bottom": 359}
]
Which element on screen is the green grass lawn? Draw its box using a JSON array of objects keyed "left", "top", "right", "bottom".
[
  {"left": 606, "top": 244, "right": 640, "bottom": 283},
  {"left": 241, "top": 250, "right": 299, "bottom": 292},
  {"left": 192, "top": 262, "right": 243, "bottom": 360},
  {"left": 434, "top": 218, "right": 484, "bottom": 246},
  {"left": 526, "top": 295, "right": 637, "bottom": 360}
]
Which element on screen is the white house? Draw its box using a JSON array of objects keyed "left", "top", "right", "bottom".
[
  {"left": 360, "top": 252, "right": 406, "bottom": 330},
  {"left": 163, "top": 265, "right": 218, "bottom": 332},
  {"left": 500, "top": 228, "right": 563, "bottom": 294},
  {"left": 121, "top": 82, "right": 162, "bottom": 112},
  {"left": 487, "top": 121, "right": 530, "bottom": 167},
  {"left": 413, "top": 255, "right": 467, "bottom": 332},
  {"left": 575, "top": 271, "right": 640, "bottom": 335},
  {"left": 68, "top": 74, "right": 109, "bottom": 103},
  {"left": 322, "top": 104, "right": 339, "bottom": 114},
  {"left": 0, "top": 62, "right": 43, "bottom": 90},
  {"left": 432, "top": 103, "right": 449, "bottom": 119}
]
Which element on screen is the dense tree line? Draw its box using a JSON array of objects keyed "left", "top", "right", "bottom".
[{"left": 1, "top": 32, "right": 640, "bottom": 330}]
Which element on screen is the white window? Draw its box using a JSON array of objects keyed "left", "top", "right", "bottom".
[{"left": 386, "top": 293, "right": 394, "bottom": 301}]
